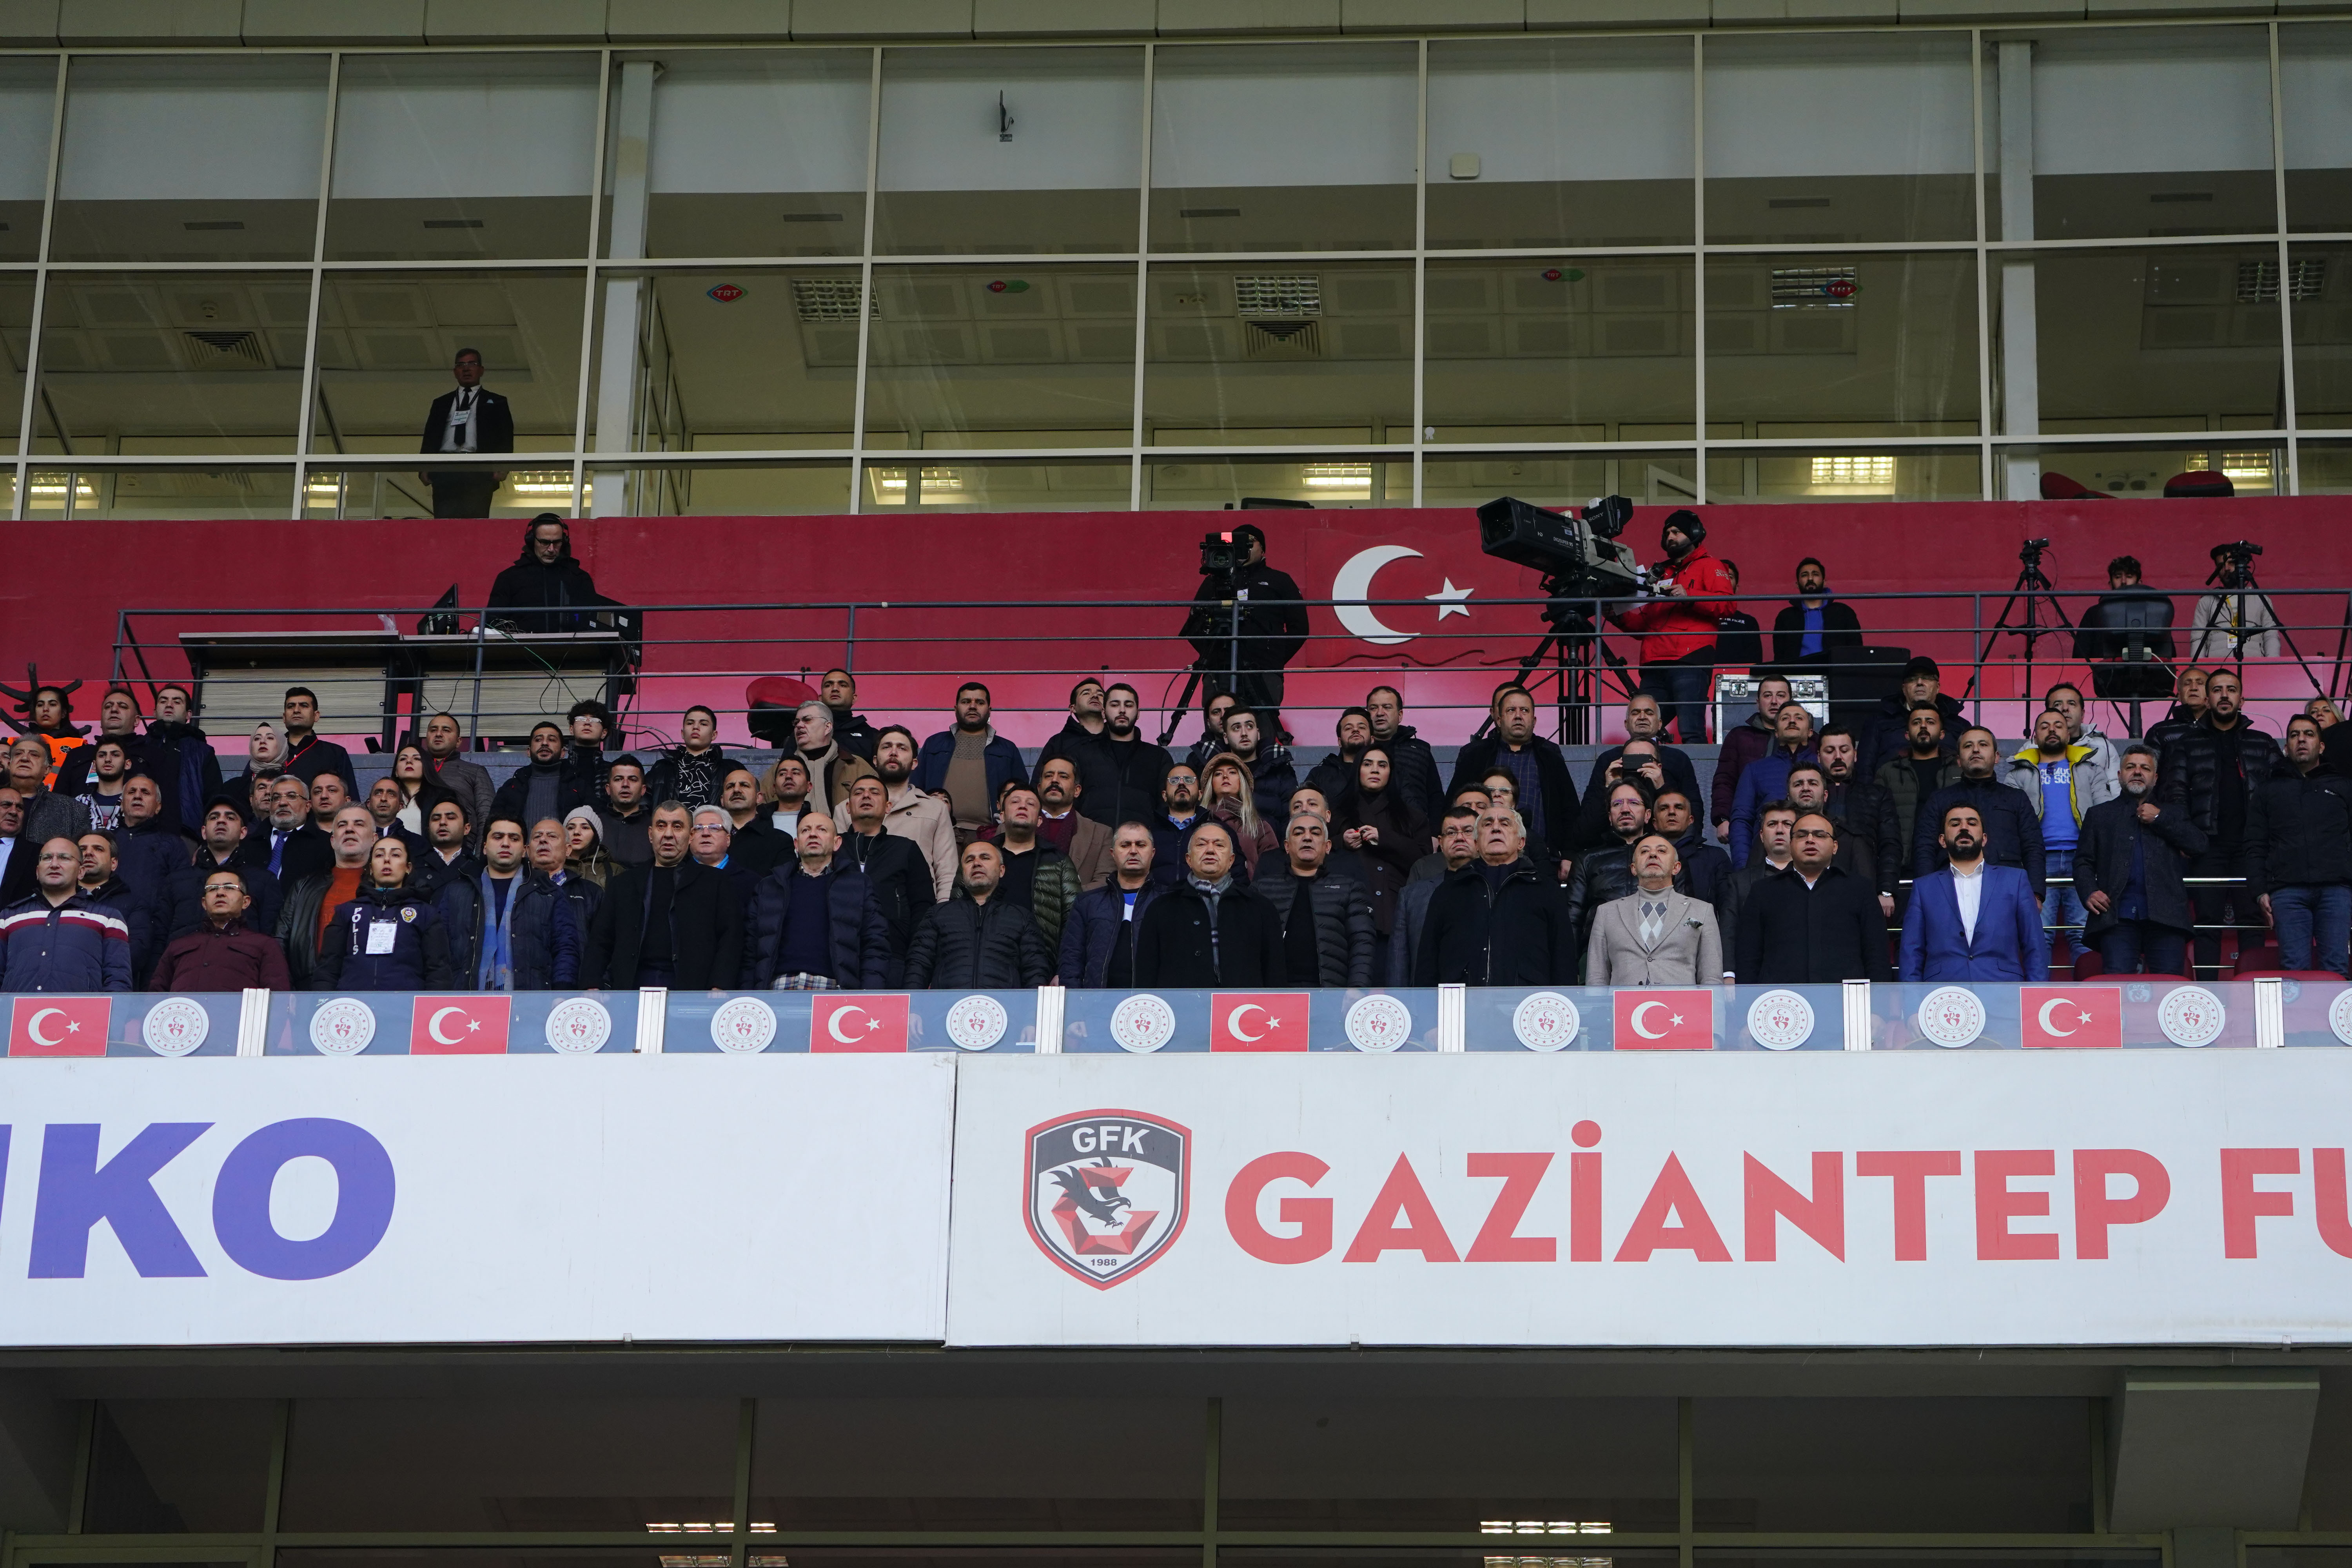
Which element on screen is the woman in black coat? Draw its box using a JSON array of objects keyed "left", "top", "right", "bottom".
[
  {"left": 1335, "top": 744, "right": 1426, "bottom": 951},
  {"left": 1134, "top": 819, "right": 1288, "bottom": 986},
  {"left": 316, "top": 837, "right": 460, "bottom": 990}
]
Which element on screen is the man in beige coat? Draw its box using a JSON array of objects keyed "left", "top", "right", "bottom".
[
  {"left": 1586, "top": 832, "right": 1723, "bottom": 986},
  {"left": 834, "top": 725, "right": 956, "bottom": 902}
]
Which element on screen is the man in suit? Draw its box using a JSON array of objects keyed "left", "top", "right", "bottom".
[
  {"left": 1899, "top": 800, "right": 2049, "bottom": 982},
  {"left": 1735, "top": 810, "right": 1893, "bottom": 984},
  {"left": 417, "top": 346, "right": 514, "bottom": 518},
  {"left": 1587, "top": 833, "right": 1722, "bottom": 986}
]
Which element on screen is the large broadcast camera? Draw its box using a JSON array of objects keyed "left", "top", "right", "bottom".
[{"left": 1475, "top": 495, "right": 1645, "bottom": 606}]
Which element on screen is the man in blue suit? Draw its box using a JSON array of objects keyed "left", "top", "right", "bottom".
[{"left": 1900, "top": 800, "right": 2049, "bottom": 981}]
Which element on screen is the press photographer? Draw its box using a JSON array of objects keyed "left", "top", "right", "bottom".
[{"left": 1182, "top": 523, "right": 1311, "bottom": 732}]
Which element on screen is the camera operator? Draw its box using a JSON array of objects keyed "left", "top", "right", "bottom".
[
  {"left": 1605, "top": 508, "right": 1736, "bottom": 745},
  {"left": 1184, "top": 523, "right": 1310, "bottom": 736},
  {"left": 2191, "top": 543, "right": 2282, "bottom": 663}
]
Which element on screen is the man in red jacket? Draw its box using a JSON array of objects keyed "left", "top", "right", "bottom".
[
  {"left": 1606, "top": 508, "right": 1736, "bottom": 747},
  {"left": 150, "top": 868, "right": 290, "bottom": 991}
]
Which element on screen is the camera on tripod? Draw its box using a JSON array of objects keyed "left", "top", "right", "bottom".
[
  {"left": 2020, "top": 536, "right": 2051, "bottom": 565},
  {"left": 1475, "top": 495, "right": 1644, "bottom": 609},
  {"left": 2209, "top": 539, "right": 2263, "bottom": 584},
  {"left": 1198, "top": 531, "right": 1239, "bottom": 577}
]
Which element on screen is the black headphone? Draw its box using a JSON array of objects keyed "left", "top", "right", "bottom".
[{"left": 525, "top": 512, "right": 570, "bottom": 554}]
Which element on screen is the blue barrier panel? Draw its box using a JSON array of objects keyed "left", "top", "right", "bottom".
[
  {"left": 0, "top": 992, "right": 241, "bottom": 1058},
  {"left": 1059, "top": 987, "right": 1439, "bottom": 1053},
  {"left": 1872, "top": 979, "right": 2263, "bottom": 1049},
  {"left": 270, "top": 990, "right": 640, "bottom": 1055},
  {"left": 661, "top": 989, "right": 1038, "bottom": 1053},
  {"left": 1463, "top": 985, "right": 1848, "bottom": 1051}
]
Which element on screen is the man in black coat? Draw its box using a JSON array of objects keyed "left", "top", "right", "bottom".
[
  {"left": 1580, "top": 694, "right": 1702, "bottom": 824},
  {"left": 487, "top": 515, "right": 603, "bottom": 631},
  {"left": 835, "top": 774, "right": 935, "bottom": 979},
  {"left": 2246, "top": 715, "right": 2352, "bottom": 976},
  {"left": 1915, "top": 726, "right": 2046, "bottom": 898},
  {"left": 2076, "top": 742, "right": 2206, "bottom": 977},
  {"left": 417, "top": 346, "right": 514, "bottom": 518},
  {"left": 1817, "top": 722, "right": 1903, "bottom": 921},
  {"left": 1134, "top": 818, "right": 1288, "bottom": 986},
  {"left": 1185, "top": 523, "right": 1311, "bottom": 722},
  {"left": 1735, "top": 811, "right": 1894, "bottom": 983},
  {"left": 818, "top": 668, "right": 880, "bottom": 761},
  {"left": 1857, "top": 658, "right": 1967, "bottom": 785},
  {"left": 1564, "top": 778, "right": 1653, "bottom": 971},
  {"left": 905, "top": 840, "right": 1053, "bottom": 988},
  {"left": 1255, "top": 815, "right": 1376, "bottom": 986},
  {"left": 1036, "top": 681, "right": 1174, "bottom": 831},
  {"left": 491, "top": 723, "right": 597, "bottom": 839},
  {"left": 741, "top": 814, "right": 894, "bottom": 989},
  {"left": 586, "top": 802, "right": 745, "bottom": 989},
  {"left": 1412, "top": 806, "right": 1577, "bottom": 986},
  {"left": 1450, "top": 685, "right": 1580, "bottom": 882},
  {"left": 1653, "top": 788, "right": 1730, "bottom": 910},
  {"left": 2157, "top": 667, "right": 2285, "bottom": 978},
  {"left": 1769, "top": 556, "right": 1866, "bottom": 668},
  {"left": 1364, "top": 685, "right": 1446, "bottom": 829}
]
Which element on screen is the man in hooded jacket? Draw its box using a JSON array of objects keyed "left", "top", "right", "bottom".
[{"left": 488, "top": 515, "right": 604, "bottom": 633}]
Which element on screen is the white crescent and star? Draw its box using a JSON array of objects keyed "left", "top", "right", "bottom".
[
  {"left": 1226, "top": 1004, "right": 1269, "bottom": 1042},
  {"left": 426, "top": 1006, "right": 481, "bottom": 1045},
  {"left": 25, "top": 1007, "right": 73, "bottom": 1047},
  {"left": 1629, "top": 1000, "right": 1672, "bottom": 1039},
  {"left": 1331, "top": 546, "right": 1474, "bottom": 646},
  {"left": 2037, "top": 998, "right": 2096, "bottom": 1035},
  {"left": 827, "top": 1006, "right": 879, "bottom": 1044}
]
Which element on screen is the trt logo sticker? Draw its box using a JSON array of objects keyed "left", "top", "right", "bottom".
[{"left": 1024, "top": 1109, "right": 1191, "bottom": 1289}]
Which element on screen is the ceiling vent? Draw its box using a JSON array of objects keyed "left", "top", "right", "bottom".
[
  {"left": 1234, "top": 274, "right": 1321, "bottom": 317},
  {"left": 1243, "top": 319, "right": 1321, "bottom": 358},
  {"left": 793, "top": 276, "right": 875, "bottom": 321},
  {"left": 183, "top": 330, "right": 269, "bottom": 368}
]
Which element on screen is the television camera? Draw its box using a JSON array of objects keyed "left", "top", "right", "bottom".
[{"left": 1471, "top": 495, "right": 1646, "bottom": 745}]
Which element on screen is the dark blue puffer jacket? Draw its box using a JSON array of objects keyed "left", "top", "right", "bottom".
[
  {"left": 740, "top": 864, "right": 893, "bottom": 989},
  {"left": 436, "top": 869, "right": 580, "bottom": 990},
  {"left": 314, "top": 883, "right": 459, "bottom": 990}
]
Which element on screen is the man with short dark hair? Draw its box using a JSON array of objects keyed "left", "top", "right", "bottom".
[
  {"left": 818, "top": 668, "right": 879, "bottom": 760},
  {"left": 1858, "top": 656, "right": 1966, "bottom": 784},
  {"left": 194, "top": 794, "right": 281, "bottom": 937},
  {"left": 1606, "top": 508, "right": 1734, "bottom": 746},
  {"left": 1258, "top": 813, "right": 1376, "bottom": 986},
  {"left": 418, "top": 345, "right": 513, "bottom": 517},
  {"left": 419, "top": 712, "right": 495, "bottom": 842},
  {"left": 72, "top": 737, "right": 131, "bottom": 834},
  {"left": 151, "top": 866, "right": 290, "bottom": 991},
  {"left": 1414, "top": 806, "right": 1576, "bottom": 985},
  {"left": 1183, "top": 521, "right": 1310, "bottom": 728},
  {"left": 742, "top": 811, "right": 892, "bottom": 989},
  {"left": 646, "top": 705, "right": 730, "bottom": 812},
  {"left": 439, "top": 814, "right": 580, "bottom": 991},
  {"left": 835, "top": 725, "right": 955, "bottom": 902},
  {"left": 1717, "top": 802, "right": 1798, "bottom": 978},
  {"left": 2077, "top": 742, "right": 2204, "bottom": 976},
  {"left": 2247, "top": 714, "right": 2352, "bottom": 976},
  {"left": 416, "top": 796, "right": 480, "bottom": 891},
  {"left": 1771, "top": 555, "right": 1864, "bottom": 667},
  {"left": 1390, "top": 802, "right": 1479, "bottom": 980},
  {"left": 564, "top": 698, "right": 613, "bottom": 808},
  {"left": 1875, "top": 702, "right": 1960, "bottom": 867},
  {"left": 1900, "top": 801, "right": 2047, "bottom": 981},
  {"left": 1032, "top": 756, "right": 1115, "bottom": 891},
  {"left": 719, "top": 762, "right": 789, "bottom": 878},
  {"left": 904, "top": 840, "right": 1053, "bottom": 988},
  {"left": 1450, "top": 685, "right": 1578, "bottom": 882},
  {"left": 1151, "top": 763, "right": 1208, "bottom": 887},
  {"left": 1652, "top": 788, "right": 1729, "bottom": 909},
  {"left": 1058, "top": 821, "right": 1162, "bottom": 987},
  {"left": 1584, "top": 693, "right": 1702, "bottom": 824},
  {"left": 2159, "top": 666, "right": 2282, "bottom": 977},
  {"left": 1218, "top": 707, "right": 1297, "bottom": 833},
  {"left": 491, "top": 721, "right": 593, "bottom": 839},
  {"left": 1565, "top": 778, "right": 1655, "bottom": 967},
  {"left": 585, "top": 800, "right": 745, "bottom": 989},
  {"left": 1039, "top": 679, "right": 1172, "bottom": 832},
  {"left": 0, "top": 837, "right": 132, "bottom": 991},
  {"left": 278, "top": 687, "right": 357, "bottom": 795},
  {"left": 1363, "top": 685, "right": 1445, "bottom": 828},
  {"left": 985, "top": 782, "right": 1080, "bottom": 951},
  {"left": 834, "top": 774, "right": 935, "bottom": 980},
  {"left": 1183, "top": 691, "right": 1240, "bottom": 779},
  {"left": 601, "top": 755, "right": 653, "bottom": 867},
  {"left": 1713, "top": 673, "right": 1793, "bottom": 842},
  {"left": 1916, "top": 726, "right": 2046, "bottom": 898},
  {"left": 2043, "top": 681, "right": 2120, "bottom": 780},
  {"left": 916, "top": 682, "right": 1026, "bottom": 847},
  {"left": 2002, "top": 707, "right": 2112, "bottom": 966},
  {"left": 1729, "top": 702, "right": 1819, "bottom": 867},
  {"left": 1738, "top": 810, "right": 1894, "bottom": 983},
  {"left": 1816, "top": 722, "right": 1902, "bottom": 919}
]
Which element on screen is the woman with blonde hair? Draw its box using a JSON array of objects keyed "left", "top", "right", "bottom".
[{"left": 1202, "top": 751, "right": 1279, "bottom": 875}]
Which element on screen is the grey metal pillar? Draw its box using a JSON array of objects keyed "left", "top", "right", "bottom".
[
  {"left": 1998, "top": 40, "right": 2042, "bottom": 501},
  {"left": 592, "top": 59, "right": 657, "bottom": 518}
]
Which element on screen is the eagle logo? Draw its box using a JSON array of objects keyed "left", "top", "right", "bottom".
[{"left": 1024, "top": 1108, "right": 1191, "bottom": 1289}]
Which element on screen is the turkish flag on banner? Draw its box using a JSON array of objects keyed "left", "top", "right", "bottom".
[
  {"left": 811, "top": 993, "right": 911, "bottom": 1052},
  {"left": 9, "top": 996, "right": 112, "bottom": 1057},
  {"left": 1612, "top": 989, "right": 1715, "bottom": 1049},
  {"left": 410, "top": 995, "right": 512, "bottom": 1054},
  {"left": 2021, "top": 985, "right": 2123, "bottom": 1048},
  {"left": 1211, "top": 992, "right": 1312, "bottom": 1051}
]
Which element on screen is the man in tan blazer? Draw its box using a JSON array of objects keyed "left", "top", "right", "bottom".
[
  {"left": 1586, "top": 832, "right": 1723, "bottom": 985},
  {"left": 1036, "top": 755, "right": 1116, "bottom": 891}
]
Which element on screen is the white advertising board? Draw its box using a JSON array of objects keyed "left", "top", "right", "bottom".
[
  {"left": 945, "top": 1052, "right": 2352, "bottom": 1347},
  {"left": 0, "top": 1054, "right": 955, "bottom": 1346}
]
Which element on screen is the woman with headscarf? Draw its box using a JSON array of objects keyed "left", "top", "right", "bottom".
[
  {"left": 1202, "top": 751, "right": 1279, "bottom": 877},
  {"left": 1336, "top": 744, "right": 1426, "bottom": 966},
  {"left": 229, "top": 719, "right": 287, "bottom": 804}
]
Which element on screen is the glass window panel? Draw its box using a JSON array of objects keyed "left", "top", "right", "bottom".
[
  {"left": 20, "top": 465, "right": 294, "bottom": 518},
  {"left": 1422, "top": 449, "right": 1699, "bottom": 508},
  {"left": 877, "top": 47, "right": 1142, "bottom": 256},
  {"left": 1693, "top": 1397, "right": 2091, "bottom": 1530},
  {"left": 1143, "top": 261, "right": 1411, "bottom": 441},
  {"left": 2005, "top": 27, "right": 2275, "bottom": 242},
  {"left": 1150, "top": 44, "right": 1416, "bottom": 253},
  {"left": 2004, "top": 246, "right": 2285, "bottom": 436},
  {"left": 1, "top": 273, "right": 28, "bottom": 454},
  {"left": 0, "top": 58, "right": 57, "bottom": 262},
  {"left": 1144, "top": 452, "right": 1405, "bottom": 508},
  {"left": 750, "top": 1396, "right": 1202, "bottom": 1528},
  {"left": 2283, "top": 25, "right": 2352, "bottom": 234},
  {"left": 572, "top": 459, "right": 850, "bottom": 516},
  {"left": 1223, "top": 1395, "right": 1678, "bottom": 1531},
  {"left": 1704, "top": 446, "right": 1982, "bottom": 503},
  {"left": 296, "top": 461, "right": 584, "bottom": 519},
  {"left": 33, "top": 271, "right": 310, "bottom": 456},
  {"left": 279, "top": 1397, "right": 735, "bottom": 1530},
  {"left": 328, "top": 54, "right": 599, "bottom": 261},
  {"left": 53, "top": 55, "right": 326, "bottom": 263},
  {"left": 590, "top": 270, "right": 860, "bottom": 454},
  {"left": 1427, "top": 37, "right": 1693, "bottom": 250},
  {"left": 1705, "top": 252, "right": 1977, "bottom": 435},
  {"left": 2291, "top": 242, "right": 2352, "bottom": 428},
  {"left": 83, "top": 1400, "right": 276, "bottom": 1532},
  {"left": 310, "top": 271, "right": 585, "bottom": 499},
  {"left": 647, "top": 51, "right": 871, "bottom": 259},
  {"left": 2306, "top": 439, "right": 2352, "bottom": 495},
  {"left": 864, "top": 263, "right": 1135, "bottom": 449},
  {"left": 861, "top": 455, "right": 1131, "bottom": 510},
  {"left": 1425, "top": 258, "right": 1695, "bottom": 441},
  {"left": 1704, "top": 33, "right": 1974, "bottom": 244},
  {"left": 1998, "top": 440, "right": 2282, "bottom": 500}
]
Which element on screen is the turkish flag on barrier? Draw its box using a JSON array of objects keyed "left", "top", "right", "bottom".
[
  {"left": 1211, "top": 992, "right": 1311, "bottom": 1051},
  {"left": 1612, "top": 989, "right": 1714, "bottom": 1049},
  {"left": 2020, "top": 985, "right": 2122, "bottom": 1048},
  {"left": 410, "top": 995, "right": 512, "bottom": 1054},
  {"left": 811, "top": 993, "right": 911, "bottom": 1053},
  {"left": 9, "top": 996, "right": 111, "bottom": 1057}
]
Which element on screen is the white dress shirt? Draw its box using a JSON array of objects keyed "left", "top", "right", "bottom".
[{"left": 1951, "top": 858, "right": 1984, "bottom": 941}]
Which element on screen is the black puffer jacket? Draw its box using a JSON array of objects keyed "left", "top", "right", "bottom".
[
  {"left": 905, "top": 892, "right": 1053, "bottom": 988},
  {"left": 1134, "top": 877, "right": 1288, "bottom": 986},
  {"left": 741, "top": 864, "right": 894, "bottom": 988},
  {"left": 2157, "top": 716, "right": 2287, "bottom": 846},
  {"left": 1564, "top": 841, "right": 1640, "bottom": 961},
  {"left": 1412, "top": 859, "right": 1577, "bottom": 986},
  {"left": 436, "top": 869, "right": 581, "bottom": 990},
  {"left": 1254, "top": 867, "right": 1375, "bottom": 986},
  {"left": 2246, "top": 769, "right": 2352, "bottom": 893},
  {"left": 1035, "top": 720, "right": 1173, "bottom": 830}
]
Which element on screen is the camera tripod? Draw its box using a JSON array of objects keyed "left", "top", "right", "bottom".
[
  {"left": 2207, "top": 546, "right": 2326, "bottom": 697},
  {"left": 1474, "top": 580, "right": 1631, "bottom": 746},
  {"left": 1962, "top": 538, "right": 2072, "bottom": 725}
]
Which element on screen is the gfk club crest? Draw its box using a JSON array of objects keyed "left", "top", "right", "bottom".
[
  {"left": 812, "top": 993, "right": 910, "bottom": 1052},
  {"left": 1024, "top": 1109, "right": 1191, "bottom": 1289},
  {"left": 410, "top": 995, "right": 511, "bottom": 1054}
]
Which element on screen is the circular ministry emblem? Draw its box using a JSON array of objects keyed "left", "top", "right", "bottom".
[
  {"left": 1512, "top": 991, "right": 1581, "bottom": 1053},
  {"left": 544, "top": 996, "right": 613, "bottom": 1054},
  {"left": 1746, "top": 989, "right": 1815, "bottom": 1051},
  {"left": 710, "top": 996, "right": 779, "bottom": 1054},
  {"left": 310, "top": 997, "right": 377, "bottom": 1056},
  {"left": 2156, "top": 985, "right": 2227, "bottom": 1048},
  {"left": 1345, "top": 993, "right": 1413, "bottom": 1053},
  {"left": 141, "top": 997, "right": 209, "bottom": 1057},
  {"left": 1915, "top": 985, "right": 1986, "bottom": 1049},
  {"left": 944, "top": 994, "right": 1010, "bottom": 1051},
  {"left": 1110, "top": 993, "right": 1178, "bottom": 1053},
  {"left": 2330, "top": 988, "right": 2352, "bottom": 1047}
]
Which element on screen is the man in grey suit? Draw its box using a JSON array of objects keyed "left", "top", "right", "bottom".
[{"left": 1586, "top": 832, "right": 1723, "bottom": 986}]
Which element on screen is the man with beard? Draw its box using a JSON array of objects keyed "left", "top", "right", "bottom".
[
  {"left": 1651, "top": 788, "right": 1728, "bottom": 909},
  {"left": 487, "top": 514, "right": 600, "bottom": 630},
  {"left": 72, "top": 739, "right": 131, "bottom": 835},
  {"left": 1874, "top": 703, "right": 1961, "bottom": 871},
  {"left": 140, "top": 683, "right": 222, "bottom": 834},
  {"left": 1770, "top": 555, "right": 1866, "bottom": 666},
  {"left": 1564, "top": 778, "right": 1653, "bottom": 972},
  {"left": 915, "top": 682, "right": 1025, "bottom": 848},
  {"left": 834, "top": 725, "right": 954, "bottom": 902},
  {"left": 1900, "top": 801, "right": 2047, "bottom": 981},
  {"left": 2158, "top": 666, "right": 2284, "bottom": 978},
  {"left": 1817, "top": 722, "right": 1902, "bottom": 920},
  {"left": 1151, "top": 763, "right": 1209, "bottom": 887},
  {"left": 2246, "top": 715, "right": 2352, "bottom": 977},
  {"left": 416, "top": 796, "right": 481, "bottom": 891},
  {"left": 1605, "top": 508, "right": 1736, "bottom": 746},
  {"left": 491, "top": 721, "right": 593, "bottom": 836},
  {"left": 2075, "top": 742, "right": 2205, "bottom": 976},
  {"left": 719, "top": 762, "right": 789, "bottom": 878},
  {"left": 1915, "top": 726, "right": 2046, "bottom": 898},
  {"left": 1858, "top": 657, "right": 1965, "bottom": 783},
  {"left": 833, "top": 774, "right": 935, "bottom": 979},
  {"left": 1040, "top": 681, "right": 1172, "bottom": 830},
  {"left": 818, "top": 668, "right": 879, "bottom": 761},
  {"left": 419, "top": 711, "right": 495, "bottom": 844},
  {"left": 601, "top": 756, "right": 654, "bottom": 868}
]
